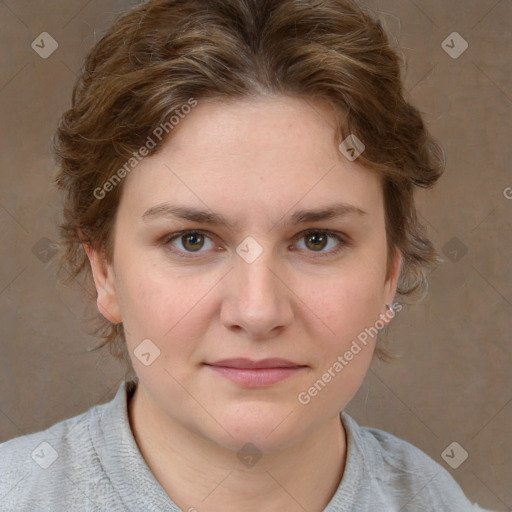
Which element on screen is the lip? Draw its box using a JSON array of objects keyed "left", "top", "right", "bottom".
[
  {"left": 204, "top": 358, "right": 307, "bottom": 387},
  {"left": 207, "top": 358, "right": 303, "bottom": 369}
]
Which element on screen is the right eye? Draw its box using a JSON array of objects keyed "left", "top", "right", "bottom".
[{"left": 163, "top": 230, "right": 216, "bottom": 256}]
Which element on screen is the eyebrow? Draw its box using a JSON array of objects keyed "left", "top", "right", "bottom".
[{"left": 141, "top": 202, "right": 367, "bottom": 228}]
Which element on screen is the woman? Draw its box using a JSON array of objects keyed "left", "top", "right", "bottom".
[{"left": 0, "top": 0, "right": 491, "bottom": 510}]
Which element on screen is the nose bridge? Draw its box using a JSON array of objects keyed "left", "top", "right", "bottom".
[
  {"left": 235, "top": 246, "right": 281, "bottom": 306},
  {"left": 221, "top": 240, "right": 293, "bottom": 336}
]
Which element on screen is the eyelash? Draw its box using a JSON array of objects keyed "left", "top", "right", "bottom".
[{"left": 160, "top": 229, "right": 350, "bottom": 259}]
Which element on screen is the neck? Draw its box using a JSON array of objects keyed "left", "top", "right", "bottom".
[{"left": 128, "top": 383, "right": 347, "bottom": 512}]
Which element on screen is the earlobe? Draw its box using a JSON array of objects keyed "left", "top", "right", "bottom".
[{"left": 82, "top": 243, "right": 122, "bottom": 324}]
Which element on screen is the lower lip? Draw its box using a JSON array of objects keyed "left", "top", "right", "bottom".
[{"left": 205, "top": 365, "right": 304, "bottom": 387}]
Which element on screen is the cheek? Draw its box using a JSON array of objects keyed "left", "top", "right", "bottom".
[
  {"left": 297, "top": 272, "right": 383, "bottom": 412},
  {"left": 115, "top": 270, "right": 205, "bottom": 390},
  {"left": 114, "top": 254, "right": 218, "bottom": 349},
  {"left": 299, "top": 262, "right": 386, "bottom": 342},
  {"left": 330, "top": 283, "right": 382, "bottom": 341}
]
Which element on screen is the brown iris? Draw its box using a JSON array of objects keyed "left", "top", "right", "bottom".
[
  {"left": 304, "top": 232, "right": 328, "bottom": 251},
  {"left": 181, "top": 232, "right": 205, "bottom": 251}
]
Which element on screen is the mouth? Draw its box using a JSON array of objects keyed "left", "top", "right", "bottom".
[{"left": 203, "top": 358, "right": 307, "bottom": 387}]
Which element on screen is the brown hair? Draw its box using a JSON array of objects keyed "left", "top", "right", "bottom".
[{"left": 53, "top": 0, "right": 444, "bottom": 369}]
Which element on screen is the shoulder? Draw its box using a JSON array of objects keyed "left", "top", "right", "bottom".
[
  {"left": 0, "top": 395, "right": 121, "bottom": 512},
  {"left": 340, "top": 413, "right": 490, "bottom": 511}
]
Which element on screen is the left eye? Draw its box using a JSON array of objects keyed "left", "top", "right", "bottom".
[{"left": 295, "top": 230, "right": 343, "bottom": 252}]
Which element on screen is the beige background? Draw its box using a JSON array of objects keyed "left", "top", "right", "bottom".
[{"left": 0, "top": 0, "right": 510, "bottom": 510}]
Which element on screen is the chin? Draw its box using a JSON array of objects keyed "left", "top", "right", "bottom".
[{"left": 205, "top": 403, "right": 309, "bottom": 452}]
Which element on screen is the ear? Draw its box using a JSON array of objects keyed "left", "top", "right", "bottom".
[
  {"left": 381, "top": 249, "right": 403, "bottom": 319},
  {"left": 82, "top": 243, "right": 122, "bottom": 324}
]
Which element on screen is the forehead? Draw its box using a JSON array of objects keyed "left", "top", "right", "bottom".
[
  {"left": 117, "top": 95, "right": 383, "bottom": 224},
  {"left": 150, "top": 95, "right": 340, "bottom": 173}
]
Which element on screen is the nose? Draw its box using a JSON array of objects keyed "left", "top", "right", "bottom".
[{"left": 220, "top": 248, "right": 294, "bottom": 340}]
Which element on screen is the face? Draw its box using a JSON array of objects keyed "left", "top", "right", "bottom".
[{"left": 86, "top": 95, "right": 402, "bottom": 452}]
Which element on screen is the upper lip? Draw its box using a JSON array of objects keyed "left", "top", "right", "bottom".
[{"left": 205, "top": 358, "right": 305, "bottom": 369}]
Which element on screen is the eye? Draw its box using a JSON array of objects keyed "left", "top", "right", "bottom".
[
  {"left": 164, "top": 230, "right": 216, "bottom": 254},
  {"left": 161, "top": 228, "right": 348, "bottom": 258},
  {"left": 295, "top": 230, "right": 347, "bottom": 254}
]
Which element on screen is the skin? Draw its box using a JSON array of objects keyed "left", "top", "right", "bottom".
[{"left": 85, "top": 95, "right": 402, "bottom": 512}]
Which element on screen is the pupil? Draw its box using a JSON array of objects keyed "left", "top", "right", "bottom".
[
  {"left": 183, "top": 233, "right": 203, "bottom": 251},
  {"left": 306, "top": 232, "right": 327, "bottom": 251}
]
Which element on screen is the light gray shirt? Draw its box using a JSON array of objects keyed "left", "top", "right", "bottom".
[{"left": 0, "top": 381, "right": 491, "bottom": 511}]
